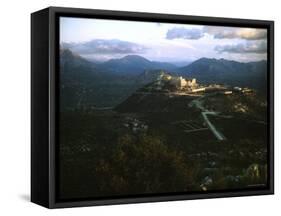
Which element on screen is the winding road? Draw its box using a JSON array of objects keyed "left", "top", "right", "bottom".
[
  {"left": 189, "top": 93, "right": 226, "bottom": 141},
  {"left": 201, "top": 111, "right": 226, "bottom": 141}
]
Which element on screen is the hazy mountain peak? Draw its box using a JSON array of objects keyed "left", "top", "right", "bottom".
[
  {"left": 61, "top": 48, "right": 74, "bottom": 57},
  {"left": 121, "top": 55, "right": 150, "bottom": 62},
  {"left": 60, "top": 48, "right": 84, "bottom": 60}
]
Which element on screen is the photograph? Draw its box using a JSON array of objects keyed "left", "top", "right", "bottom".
[{"left": 58, "top": 16, "right": 268, "bottom": 200}]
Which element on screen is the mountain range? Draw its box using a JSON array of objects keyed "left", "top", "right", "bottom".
[
  {"left": 60, "top": 49, "right": 139, "bottom": 109},
  {"left": 99, "top": 55, "right": 177, "bottom": 75},
  {"left": 60, "top": 49, "right": 267, "bottom": 109}
]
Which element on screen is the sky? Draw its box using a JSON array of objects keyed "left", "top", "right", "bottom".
[{"left": 60, "top": 17, "right": 267, "bottom": 63}]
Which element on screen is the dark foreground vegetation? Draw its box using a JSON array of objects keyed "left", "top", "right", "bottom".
[{"left": 59, "top": 91, "right": 268, "bottom": 199}]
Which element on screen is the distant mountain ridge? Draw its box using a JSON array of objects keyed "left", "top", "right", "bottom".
[{"left": 99, "top": 55, "right": 177, "bottom": 75}]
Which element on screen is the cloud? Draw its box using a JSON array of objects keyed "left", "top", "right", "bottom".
[
  {"left": 165, "top": 26, "right": 266, "bottom": 41},
  {"left": 203, "top": 26, "right": 267, "bottom": 40},
  {"left": 215, "top": 40, "right": 267, "bottom": 54},
  {"left": 166, "top": 27, "right": 204, "bottom": 40},
  {"left": 61, "top": 39, "right": 148, "bottom": 55}
]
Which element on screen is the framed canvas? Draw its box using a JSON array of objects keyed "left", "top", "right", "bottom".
[{"left": 31, "top": 6, "right": 274, "bottom": 208}]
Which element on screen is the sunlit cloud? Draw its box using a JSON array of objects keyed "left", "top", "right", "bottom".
[{"left": 204, "top": 26, "right": 267, "bottom": 40}]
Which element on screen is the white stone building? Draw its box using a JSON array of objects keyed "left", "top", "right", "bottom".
[{"left": 169, "top": 76, "right": 198, "bottom": 89}]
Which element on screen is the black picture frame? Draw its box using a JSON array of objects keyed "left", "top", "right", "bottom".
[{"left": 31, "top": 6, "right": 274, "bottom": 208}]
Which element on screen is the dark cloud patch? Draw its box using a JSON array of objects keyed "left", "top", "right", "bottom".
[
  {"left": 166, "top": 27, "right": 204, "bottom": 40},
  {"left": 215, "top": 41, "right": 267, "bottom": 54},
  {"left": 204, "top": 26, "right": 267, "bottom": 40},
  {"left": 61, "top": 39, "right": 148, "bottom": 55}
]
